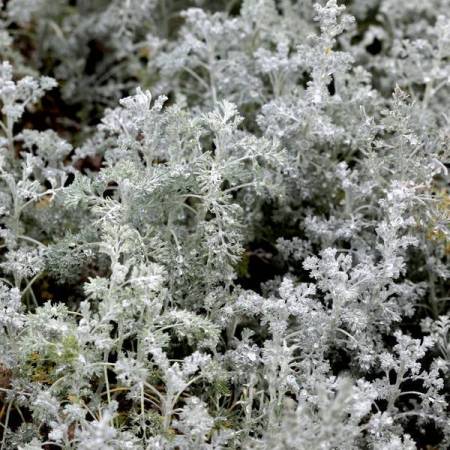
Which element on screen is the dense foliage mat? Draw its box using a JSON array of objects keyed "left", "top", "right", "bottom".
[{"left": 0, "top": 0, "right": 449, "bottom": 448}]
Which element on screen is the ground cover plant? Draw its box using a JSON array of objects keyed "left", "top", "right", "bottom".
[{"left": 0, "top": 0, "right": 449, "bottom": 448}]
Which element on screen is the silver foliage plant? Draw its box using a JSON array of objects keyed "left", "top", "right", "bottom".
[{"left": 0, "top": 0, "right": 449, "bottom": 448}]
